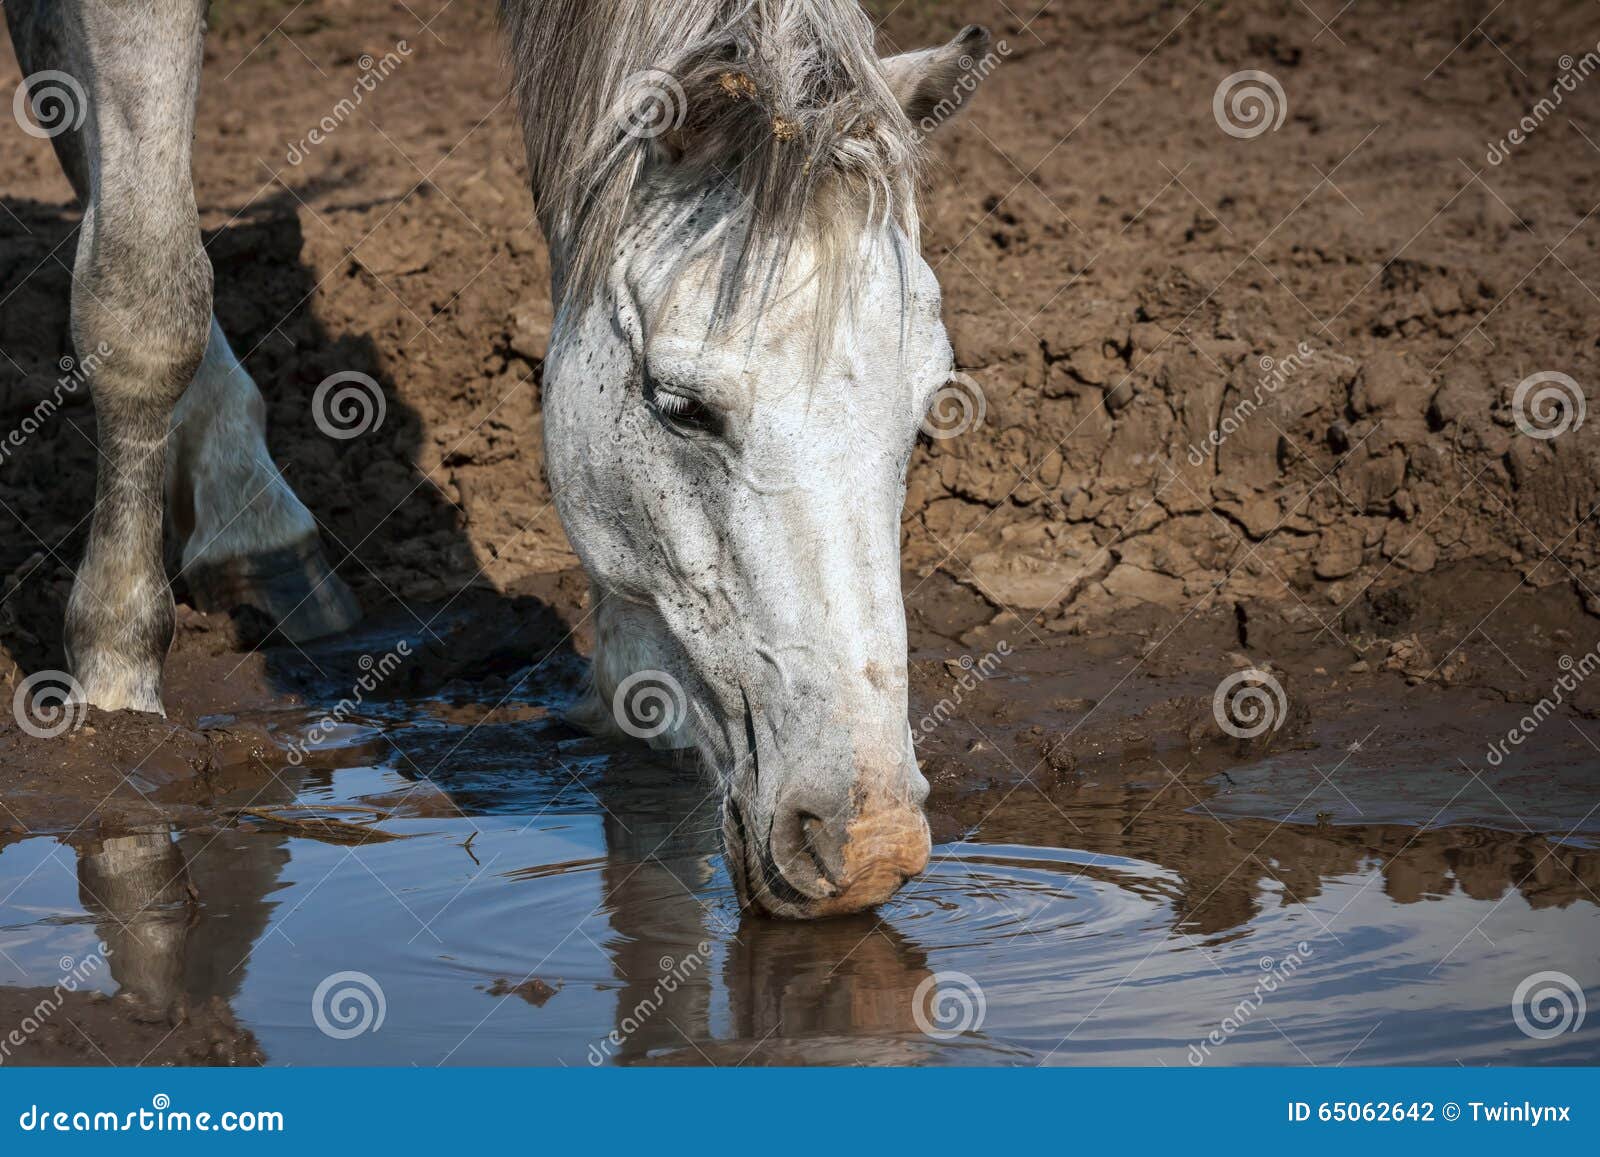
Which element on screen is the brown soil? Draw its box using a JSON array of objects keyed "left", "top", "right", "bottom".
[
  {"left": 1, "top": 0, "right": 1599, "bottom": 1061},
  {"left": 0, "top": 989, "right": 262, "bottom": 1066}
]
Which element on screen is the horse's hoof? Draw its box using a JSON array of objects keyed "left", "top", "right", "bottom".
[
  {"left": 72, "top": 669, "right": 166, "bottom": 716},
  {"left": 185, "top": 534, "right": 361, "bottom": 644}
]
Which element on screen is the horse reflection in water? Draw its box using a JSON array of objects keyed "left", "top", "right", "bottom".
[
  {"left": 587, "top": 759, "right": 964, "bottom": 1065},
  {"left": 72, "top": 824, "right": 286, "bottom": 1024},
  {"left": 62, "top": 751, "right": 973, "bottom": 1064},
  {"left": 60, "top": 739, "right": 1600, "bottom": 1065}
]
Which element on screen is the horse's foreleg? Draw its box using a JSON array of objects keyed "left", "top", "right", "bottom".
[
  {"left": 166, "top": 320, "right": 361, "bottom": 643},
  {"left": 13, "top": 0, "right": 213, "bottom": 712},
  {"left": 8, "top": 0, "right": 359, "bottom": 711}
]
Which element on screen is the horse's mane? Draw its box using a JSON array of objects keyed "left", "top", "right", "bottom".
[{"left": 498, "top": 0, "right": 920, "bottom": 327}]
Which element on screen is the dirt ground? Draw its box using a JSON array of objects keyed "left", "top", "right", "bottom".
[
  {"left": 0, "top": 988, "right": 262, "bottom": 1066},
  {"left": 2, "top": 0, "right": 1599, "bottom": 1062}
]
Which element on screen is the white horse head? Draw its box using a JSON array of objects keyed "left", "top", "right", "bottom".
[{"left": 504, "top": 2, "right": 995, "bottom": 917}]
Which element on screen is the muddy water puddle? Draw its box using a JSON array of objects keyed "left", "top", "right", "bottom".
[{"left": 2, "top": 685, "right": 1597, "bottom": 1066}]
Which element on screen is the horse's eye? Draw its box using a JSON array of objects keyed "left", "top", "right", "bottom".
[{"left": 644, "top": 375, "right": 719, "bottom": 434}]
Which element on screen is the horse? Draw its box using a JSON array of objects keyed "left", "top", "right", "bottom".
[{"left": 4, "top": 0, "right": 993, "bottom": 918}]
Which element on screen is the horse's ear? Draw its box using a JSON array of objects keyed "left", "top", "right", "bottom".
[{"left": 880, "top": 25, "right": 995, "bottom": 133}]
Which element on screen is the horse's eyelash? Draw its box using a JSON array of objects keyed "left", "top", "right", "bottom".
[
  {"left": 643, "top": 377, "right": 717, "bottom": 432},
  {"left": 652, "top": 390, "right": 697, "bottom": 418}
]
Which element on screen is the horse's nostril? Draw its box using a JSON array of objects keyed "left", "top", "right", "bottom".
[
  {"left": 800, "top": 812, "right": 849, "bottom": 889},
  {"left": 763, "top": 790, "right": 930, "bottom": 916},
  {"left": 767, "top": 804, "right": 845, "bottom": 901}
]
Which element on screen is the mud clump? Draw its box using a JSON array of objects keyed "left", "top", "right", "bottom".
[
  {"left": 483, "top": 977, "right": 562, "bottom": 1006},
  {"left": 0, "top": 707, "right": 220, "bottom": 834}
]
